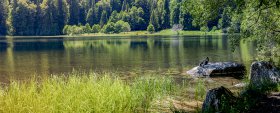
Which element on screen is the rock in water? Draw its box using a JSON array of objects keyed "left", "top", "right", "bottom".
[
  {"left": 249, "top": 61, "right": 280, "bottom": 90},
  {"left": 202, "top": 86, "right": 236, "bottom": 113},
  {"left": 187, "top": 62, "right": 245, "bottom": 78}
]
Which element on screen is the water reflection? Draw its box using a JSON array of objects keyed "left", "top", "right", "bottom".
[
  {"left": 0, "top": 36, "right": 257, "bottom": 82},
  {"left": 0, "top": 42, "right": 8, "bottom": 52}
]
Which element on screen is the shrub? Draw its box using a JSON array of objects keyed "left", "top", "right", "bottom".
[
  {"left": 63, "top": 25, "right": 70, "bottom": 35},
  {"left": 92, "top": 24, "right": 101, "bottom": 33},
  {"left": 147, "top": 24, "right": 155, "bottom": 34},
  {"left": 115, "top": 20, "right": 131, "bottom": 33},
  {"left": 122, "top": 22, "right": 131, "bottom": 33},
  {"left": 200, "top": 26, "right": 209, "bottom": 32},
  {"left": 84, "top": 23, "right": 92, "bottom": 33},
  {"left": 114, "top": 20, "right": 124, "bottom": 33},
  {"left": 211, "top": 26, "right": 217, "bottom": 32},
  {"left": 102, "top": 22, "right": 115, "bottom": 34}
]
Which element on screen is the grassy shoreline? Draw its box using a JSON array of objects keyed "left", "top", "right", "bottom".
[
  {"left": 0, "top": 72, "right": 208, "bottom": 113},
  {"left": 69, "top": 29, "right": 223, "bottom": 37},
  {"left": 2, "top": 29, "right": 223, "bottom": 38}
]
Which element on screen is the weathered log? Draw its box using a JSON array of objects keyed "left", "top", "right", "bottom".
[{"left": 187, "top": 62, "right": 246, "bottom": 78}]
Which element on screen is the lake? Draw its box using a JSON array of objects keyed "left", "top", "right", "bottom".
[{"left": 0, "top": 35, "right": 256, "bottom": 83}]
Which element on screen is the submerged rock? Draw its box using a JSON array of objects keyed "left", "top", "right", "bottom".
[
  {"left": 187, "top": 62, "right": 246, "bottom": 78},
  {"left": 249, "top": 61, "right": 280, "bottom": 90},
  {"left": 201, "top": 86, "right": 236, "bottom": 113}
]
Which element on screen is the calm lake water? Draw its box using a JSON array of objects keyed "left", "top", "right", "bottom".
[{"left": 0, "top": 35, "right": 256, "bottom": 82}]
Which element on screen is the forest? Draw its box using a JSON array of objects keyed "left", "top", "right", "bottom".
[{"left": 0, "top": 0, "right": 279, "bottom": 46}]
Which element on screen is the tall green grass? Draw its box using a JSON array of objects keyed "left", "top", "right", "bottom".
[{"left": 0, "top": 72, "right": 177, "bottom": 113}]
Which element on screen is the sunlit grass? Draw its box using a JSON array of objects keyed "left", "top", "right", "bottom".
[{"left": 0, "top": 72, "right": 179, "bottom": 113}]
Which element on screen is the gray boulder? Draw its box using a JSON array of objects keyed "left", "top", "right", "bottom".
[
  {"left": 187, "top": 62, "right": 245, "bottom": 78},
  {"left": 201, "top": 86, "right": 236, "bottom": 113},
  {"left": 249, "top": 61, "right": 280, "bottom": 90}
]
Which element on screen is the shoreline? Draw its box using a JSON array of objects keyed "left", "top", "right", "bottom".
[{"left": 0, "top": 30, "right": 224, "bottom": 38}]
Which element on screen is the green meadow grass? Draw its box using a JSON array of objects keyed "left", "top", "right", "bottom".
[{"left": 0, "top": 72, "right": 179, "bottom": 113}]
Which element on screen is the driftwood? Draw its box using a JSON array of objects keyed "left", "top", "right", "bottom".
[{"left": 187, "top": 62, "right": 246, "bottom": 78}]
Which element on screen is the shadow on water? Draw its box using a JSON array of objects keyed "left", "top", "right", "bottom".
[
  {"left": 130, "top": 40, "right": 148, "bottom": 50},
  {"left": 13, "top": 39, "right": 64, "bottom": 51},
  {"left": 0, "top": 42, "right": 8, "bottom": 52}
]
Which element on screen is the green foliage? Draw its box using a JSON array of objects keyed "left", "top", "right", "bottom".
[
  {"left": 161, "top": 0, "right": 171, "bottom": 29},
  {"left": 115, "top": 20, "right": 131, "bottom": 33},
  {"left": 63, "top": 25, "right": 85, "bottom": 35},
  {"left": 147, "top": 24, "right": 155, "bottom": 34},
  {"left": 211, "top": 26, "right": 217, "bottom": 32},
  {"left": 101, "top": 20, "right": 131, "bottom": 34},
  {"left": 149, "top": 10, "right": 160, "bottom": 31},
  {"left": 122, "top": 22, "right": 131, "bottom": 32},
  {"left": 0, "top": 0, "right": 8, "bottom": 35},
  {"left": 200, "top": 26, "right": 209, "bottom": 33},
  {"left": 170, "top": 0, "right": 180, "bottom": 26},
  {"left": 102, "top": 22, "right": 115, "bottom": 34},
  {"left": 2, "top": 0, "right": 198, "bottom": 36},
  {"left": 11, "top": 0, "right": 37, "bottom": 35},
  {"left": 127, "top": 6, "right": 145, "bottom": 30},
  {"left": 92, "top": 24, "right": 101, "bottom": 33},
  {"left": 84, "top": 23, "right": 92, "bottom": 33},
  {"left": 108, "top": 10, "right": 120, "bottom": 23},
  {"left": 0, "top": 72, "right": 177, "bottom": 113},
  {"left": 100, "top": 11, "right": 108, "bottom": 27},
  {"left": 194, "top": 79, "right": 206, "bottom": 100}
]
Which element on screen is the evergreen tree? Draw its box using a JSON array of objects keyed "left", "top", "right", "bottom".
[
  {"left": 161, "top": 0, "right": 171, "bottom": 29},
  {"left": 68, "top": 0, "right": 80, "bottom": 25},
  {"left": 11, "top": 0, "right": 37, "bottom": 35},
  {"left": 56, "top": 0, "right": 69, "bottom": 34},
  {"left": 149, "top": 10, "right": 160, "bottom": 31},
  {"left": 170, "top": 0, "right": 180, "bottom": 26},
  {"left": 0, "top": 0, "right": 8, "bottom": 35},
  {"left": 109, "top": 10, "right": 119, "bottom": 23},
  {"left": 86, "top": 7, "right": 96, "bottom": 25},
  {"left": 100, "top": 11, "right": 108, "bottom": 27}
]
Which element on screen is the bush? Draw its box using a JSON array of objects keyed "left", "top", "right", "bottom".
[
  {"left": 102, "top": 22, "right": 115, "bottom": 34},
  {"left": 211, "top": 26, "right": 217, "bottom": 32},
  {"left": 84, "top": 23, "right": 92, "bottom": 33},
  {"left": 63, "top": 25, "right": 70, "bottom": 35},
  {"left": 147, "top": 24, "right": 155, "bottom": 34},
  {"left": 122, "top": 22, "right": 131, "bottom": 33},
  {"left": 114, "top": 20, "right": 124, "bottom": 33},
  {"left": 92, "top": 24, "right": 101, "bottom": 33},
  {"left": 200, "top": 26, "right": 209, "bottom": 32},
  {"left": 63, "top": 25, "right": 87, "bottom": 35},
  {"left": 115, "top": 20, "right": 131, "bottom": 33}
]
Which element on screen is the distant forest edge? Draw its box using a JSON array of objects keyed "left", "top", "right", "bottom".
[
  {"left": 0, "top": 0, "right": 233, "bottom": 36},
  {"left": 0, "top": 0, "right": 279, "bottom": 38}
]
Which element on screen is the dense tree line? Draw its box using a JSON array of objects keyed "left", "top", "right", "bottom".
[
  {"left": 0, "top": 0, "right": 279, "bottom": 37},
  {"left": 0, "top": 0, "right": 207, "bottom": 36}
]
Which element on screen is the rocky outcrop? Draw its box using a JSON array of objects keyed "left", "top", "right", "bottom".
[
  {"left": 201, "top": 61, "right": 280, "bottom": 113},
  {"left": 187, "top": 62, "right": 245, "bottom": 78},
  {"left": 201, "top": 86, "right": 236, "bottom": 113},
  {"left": 249, "top": 61, "right": 280, "bottom": 90}
]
